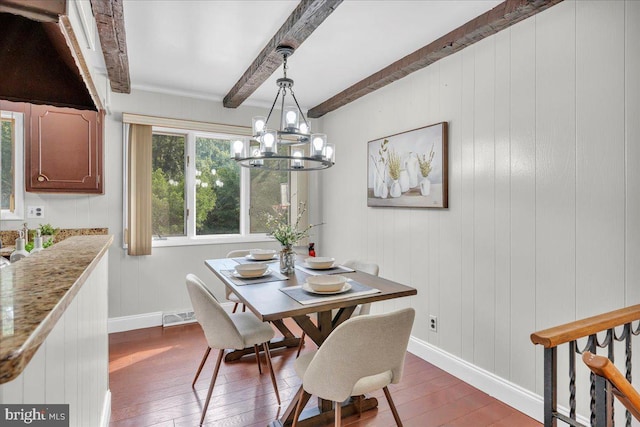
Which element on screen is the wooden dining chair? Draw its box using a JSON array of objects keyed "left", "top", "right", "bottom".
[
  {"left": 186, "top": 274, "right": 280, "bottom": 426},
  {"left": 225, "top": 249, "right": 250, "bottom": 312},
  {"left": 292, "top": 308, "right": 415, "bottom": 427},
  {"left": 583, "top": 351, "right": 640, "bottom": 422},
  {"left": 296, "top": 260, "right": 379, "bottom": 357}
]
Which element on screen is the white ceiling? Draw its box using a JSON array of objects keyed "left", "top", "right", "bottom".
[{"left": 122, "top": 0, "right": 502, "bottom": 111}]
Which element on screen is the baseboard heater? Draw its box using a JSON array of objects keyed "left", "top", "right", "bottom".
[{"left": 162, "top": 310, "right": 196, "bottom": 327}]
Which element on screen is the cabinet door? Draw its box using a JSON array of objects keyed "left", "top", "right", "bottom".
[{"left": 27, "top": 104, "right": 103, "bottom": 193}]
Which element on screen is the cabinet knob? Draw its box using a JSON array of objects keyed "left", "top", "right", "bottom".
[{"left": 37, "top": 175, "right": 45, "bottom": 182}]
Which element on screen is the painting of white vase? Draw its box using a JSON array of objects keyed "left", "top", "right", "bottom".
[
  {"left": 367, "top": 122, "right": 448, "bottom": 208},
  {"left": 399, "top": 170, "right": 410, "bottom": 192},
  {"left": 420, "top": 177, "right": 431, "bottom": 196},
  {"left": 406, "top": 155, "right": 419, "bottom": 188},
  {"left": 390, "top": 180, "right": 402, "bottom": 197}
]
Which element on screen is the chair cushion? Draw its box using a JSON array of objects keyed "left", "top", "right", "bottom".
[
  {"left": 230, "top": 312, "right": 275, "bottom": 349},
  {"left": 227, "top": 293, "right": 241, "bottom": 303},
  {"left": 295, "top": 351, "right": 393, "bottom": 396},
  {"left": 294, "top": 351, "right": 316, "bottom": 378},
  {"left": 352, "top": 371, "right": 393, "bottom": 395}
]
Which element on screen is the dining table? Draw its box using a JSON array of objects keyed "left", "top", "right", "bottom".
[{"left": 205, "top": 256, "right": 417, "bottom": 427}]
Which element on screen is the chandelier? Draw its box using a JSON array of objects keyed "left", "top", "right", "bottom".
[{"left": 232, "top": 45, "right": 335, "bottom": 171}]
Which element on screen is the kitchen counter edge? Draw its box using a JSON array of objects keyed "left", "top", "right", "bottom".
[{"left": 0, "top": 234, "right": 113, "bottom": 384}]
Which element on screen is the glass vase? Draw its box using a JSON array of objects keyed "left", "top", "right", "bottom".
[{"left": 280, "top": 246, "right": 295, "bottom": 274}]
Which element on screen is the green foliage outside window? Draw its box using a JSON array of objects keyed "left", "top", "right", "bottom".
[
  {"left": 195, "top": 136, "right": 239, "bottom": 235},
  {"left": 1, "top": 119, "right": 14, "bottom": 210},
  {"left": 152, "top": 133, "right": 186, "bottom": 236},
  {"left": 150, "top": 131, "right": 290, "bottom": 237}
]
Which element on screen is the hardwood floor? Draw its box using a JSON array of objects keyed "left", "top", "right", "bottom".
[{"left": 109, "top": 322, "right": 541, "bottom": 427}]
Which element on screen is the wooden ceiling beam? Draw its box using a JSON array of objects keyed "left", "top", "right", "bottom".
[
  {"left": 90, "top": 0, "right": 130, "bottom": 93},
  {"left": 223, "top": 0, "right": 342, "bottom": 109},
  {"left": 308, "top": 0, "right": 563, "bottom": 119},
  {"left": 0, "top": 0, "right": 65, "bottom": 22}
]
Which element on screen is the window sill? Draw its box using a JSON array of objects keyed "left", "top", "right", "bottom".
[{"left": 149, "top": 234, "right": 278, "bottom": 249}]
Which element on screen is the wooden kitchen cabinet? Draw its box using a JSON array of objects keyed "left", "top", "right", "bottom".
[{"left": 27, "top": 104, "right": 104, "bottom": 193}]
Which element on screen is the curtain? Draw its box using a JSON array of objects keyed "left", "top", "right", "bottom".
[{"left": 127, "top": 124, "right": 152, "bottom": 255}]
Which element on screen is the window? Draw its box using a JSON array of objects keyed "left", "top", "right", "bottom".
[
  {"left": 145, "top": 124, "right": 289, "bottom": 244},
  {"left": 1, "top": 110, "right": 24, "bottom": 221},
  {"left": 152, "top": 132, "right": 186, "bottom": 237}
]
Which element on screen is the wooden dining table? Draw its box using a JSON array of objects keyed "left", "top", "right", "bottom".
[{"left": 205, "top": 257, "right": 417, "bottom": 427}]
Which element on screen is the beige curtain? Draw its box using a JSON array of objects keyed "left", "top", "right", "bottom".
[{"left": 127, "top": 124, "right": 152, "bottom": 255}]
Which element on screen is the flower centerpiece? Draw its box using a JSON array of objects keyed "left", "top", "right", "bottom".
[{"left": 265, "top": 203, "right": 317, "bottom": 274}]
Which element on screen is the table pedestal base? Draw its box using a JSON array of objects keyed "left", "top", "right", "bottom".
[{"left": 268, "top": 392, "right": 378, "bottom": 427}]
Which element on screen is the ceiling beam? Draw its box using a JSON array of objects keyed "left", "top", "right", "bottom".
[
  {"left": 0, "top": 0, "right": 65, "bottom": 22},
  {"left": 90, "top": 0, "right": 130, "bottom": 93},
  {"left": 223, "top": 0, "right": 343, "bottom": 109},
  {"left": 308, "top": 0, "right": 563, "bottom": 119}
]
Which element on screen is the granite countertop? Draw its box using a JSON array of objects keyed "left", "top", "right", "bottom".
[{"left": 0, "top": 235, "right": 113, "bottom": 384}]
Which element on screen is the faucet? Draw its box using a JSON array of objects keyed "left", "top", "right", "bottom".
[{"left": 22, "top": 222, "right": 29, "bottom": 245}]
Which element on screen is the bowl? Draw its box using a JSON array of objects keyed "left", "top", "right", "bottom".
[
  {"left": 249, "top": 249, "right": 277, "bottom": 260},
  {"left": 305, "top": 257, "right": 335, "bottom": 269},
  {"left": 235, "top": 263, "right": 269, "bottom": 278},
  {"left": 306, "top": 275, "right": 347, "bottom": 292}
]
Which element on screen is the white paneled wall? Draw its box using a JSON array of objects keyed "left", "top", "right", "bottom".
[
  {"left": 318, "top": 0, "right": 640, "bottom": 399},
  {"left": 0, "top": 257, "right": 110, "bottom": 427}
]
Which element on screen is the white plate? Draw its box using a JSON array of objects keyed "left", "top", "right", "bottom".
[
  {"left": 233, "top": 268, "right": 272, "bottom": 279},
  {"left": 302, "top": 282, "right": 351, "bottom": 295},
  {"left": 302, "top": 262, "right": 336, "bottom": 270},
  {"left": 245, "top": 254, "right": 278, "bottom": 261}
]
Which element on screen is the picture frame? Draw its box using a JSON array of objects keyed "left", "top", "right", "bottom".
[{"left": 367, "top": 122, "right": 448, "bottom": 208}]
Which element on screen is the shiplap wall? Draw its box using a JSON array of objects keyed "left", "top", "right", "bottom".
[
  {"left": 318, "top": 0, "right": 640, "bottom": 398},
  {"left": 0, "top": 257, "right": 110, "bottom": 427}
]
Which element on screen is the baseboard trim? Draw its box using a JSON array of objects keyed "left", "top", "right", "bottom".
[
  {"left": 108, "top": 312, "right": 163, "bottom": 333},
  {"left": 100, "top": 389, "right": 111, "bottom": 427},
  {"left": 407, "top": 337, "right": 591, "bottom": 425},
  {"left": 108, "top": 303, "right": 236, "bottom": 333},
  {"left": 408, "top": 336, "right": 544, "bottom": 423}
]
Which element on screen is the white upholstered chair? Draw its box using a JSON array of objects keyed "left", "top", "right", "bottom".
[
  {"left": 225, "top": 249, "right": 250, "bottom": 312},
  {"left": 296, "top": 260, "right": 380, "bottom": 357},
  {"left": 292, "top": 308, "right": 415, "bottom": 427},
  {"left": 186, "top": 274, "right": 280, "bottom": 426},
  {"left": 342, "top": 260, "right": 379, "bottom": 316}
]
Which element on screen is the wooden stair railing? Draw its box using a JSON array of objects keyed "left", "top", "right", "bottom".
[
  {"left": 583, "top": 352, "right": 640, "bottom": 423},
  {"left": 531, "top": 304, "right": 640, "bottom": 427}
]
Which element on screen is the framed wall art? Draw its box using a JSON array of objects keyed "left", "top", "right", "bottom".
[{"left": 367, "top": 122, "right": 448, "bottom": 208}]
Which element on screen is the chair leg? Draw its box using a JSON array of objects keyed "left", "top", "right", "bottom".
[
  {"left": 254, "top": 344, "right": 263, "bottom": 374},
  {"left": 296, "top": 332, "right": 306, "bottom": 357},
  {"left": 334, "top": 401, "right": 341, "bottom": 427},
  {"left": 263, "top": 342, "right": 281, "bottom": 405},
  {"left": 231, "top": 303, "right": 239, "bottom": 313},
  {"left": 242, "top": 304, "right": 246, "bottom": 312},
  {"left": 192, "top": 347, "right": 211, "bottom": 388},
  {"left": 291, "top": 387, "right": 306, "bottom": 427},
  {"left": 383, "top": 386, "right": 403, "bottom": 427},
  {"left": 199, "top": 349, "right": 224, "bottom": 426}
]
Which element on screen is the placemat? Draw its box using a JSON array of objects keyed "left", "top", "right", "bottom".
[
  {"left": 295, "top": 264, "right": 355, "bottom": 276},
  {"left": 280, "top": 280, "right": 380, "bottom": 305},
  {"left": 221, "top": 268, "right": 288, "bottom": 286}
]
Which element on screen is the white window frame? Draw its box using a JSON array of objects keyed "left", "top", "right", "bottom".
[
  {"left": 123, "top": 113, "right": 294, "bottom": 248},
  {"left": 0, "top": 110, "right": 25, "bottom": 221}
]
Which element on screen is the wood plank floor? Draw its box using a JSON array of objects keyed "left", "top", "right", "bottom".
[{"left": 109, "top": 322, "right": 541, "bottom": 427}]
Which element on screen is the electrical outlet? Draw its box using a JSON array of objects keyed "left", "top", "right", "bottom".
[
  {"left": 429, "top": 315, "right": 438, "bottom": 332},
  {"left": 27, "top": 206, "right": 45, "bottom": 218}
]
